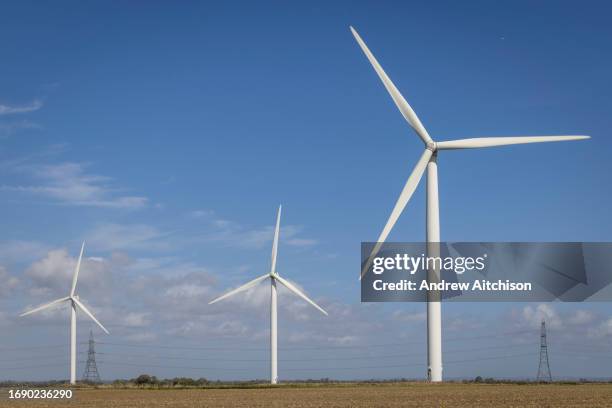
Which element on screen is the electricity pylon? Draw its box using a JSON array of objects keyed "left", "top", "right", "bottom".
[
  {"left": 537, "top": 320, "right": 552, "bottom": 382},
  {"left": 82, "top": 330, "right": 101, "bottom": 383}
]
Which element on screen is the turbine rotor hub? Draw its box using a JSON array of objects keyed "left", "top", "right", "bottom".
[{"left": 426, "top": 141, "right": 437, "bottom": 152}]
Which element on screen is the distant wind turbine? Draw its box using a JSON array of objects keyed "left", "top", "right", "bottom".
[
  {"left": 350, "top": 26, "right": 589, "bottom": 382},
  {"left": 20, "top": 242, "right": 109, "bottom": 385},
  {"left": 209, "top": 206, "right": 328, "bottom": 384}
]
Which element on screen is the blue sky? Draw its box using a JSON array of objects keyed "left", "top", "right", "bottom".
[{"left": 0, "top": 1, "right": 611, "bottom": 381}]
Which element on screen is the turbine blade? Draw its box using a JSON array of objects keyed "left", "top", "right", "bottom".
[
  {"left": 209, "top": 273, "right": 270, "bottom": 305},
  {"left": 72, "top": 297, "right": 109, "bottom": 334},
  {"left": 436, "top": 135, "right": 590, "bottom": 150},
  {"left": 275, "top": 275, "right": 328, "bottom": 316},
  {"left": 20, "top": 296, "right": 70, "bottom": 317},
  {"left": 350, "top": 26, "right": 433, "bottom": 145},
  {"left": 360, "top": 148, "right": 432, "bottom": 279},
  {"left": 70, "top": 242, "right": 85, "bottom": 297},
  {"left": 270, "top": 205, "right": 282, "bottom": 274}
]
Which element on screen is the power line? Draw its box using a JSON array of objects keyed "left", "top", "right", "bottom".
[
  {"left": 91, "top": 343, "right": 530, "bottom": 363},
  {"left": 93, "top": 352, "right": 538, "bottom": 373},
  {"left": 0, "top": 363, "right": 68, "bottom": 371},
  {"left": 93, "top": 341, "right": 419, "bottom": 351},
  {"left": 0, "top": 355, "right": 65, "bottom": 364},
  {"left": 0, "top": 329, "right": 536, "bottom": 353},
  {"left": 0, "top": 344, "right": 66, "bottom": 351},
  {"left": 93, "top": 330, "right": 536, "bottom": 352},
  {"left": 284, "top": 353, "right": 539, "bottom": 371}
]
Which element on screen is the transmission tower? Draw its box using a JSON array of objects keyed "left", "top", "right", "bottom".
[
  {"left": 82, "top": 330, "right": 102, "bottom": 383},
  {"left": 537, "top": 320, "right": 552, "bottom": 382}
]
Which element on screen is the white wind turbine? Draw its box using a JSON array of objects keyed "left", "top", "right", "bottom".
[
  {"left": 351, "top": 26, "right": 589, "bottom": 382},
  {"left": 20, "top": 242, "right": 109, "bottom": 385},
  {"left": 209, "top": 206, "right": 328, "bottom": 384}
]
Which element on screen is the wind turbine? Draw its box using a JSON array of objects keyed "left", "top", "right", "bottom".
[
  {"left": 350, "top": 26, "right": 589, "bottom": 382},
  {"left": 20, "top": 242, "right": 109, "bottom": 385},
  {"left": 209, "top": 206, "right": 328, "bottom": 384}
]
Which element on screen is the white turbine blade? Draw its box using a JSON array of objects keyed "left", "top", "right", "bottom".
[
  {"left": 72, "top": 297, "right": 109, "bottom": 334},
  {"left": 209, "top": 273, "right": 270, "bottom": 305},
  {"left": 350, "top": 26, "right": 433, "bottom": 145},
  {"left": 270, "top": 205, "right": 282, "bottom": 274},
  {"left": 360, "top": 148, "right": 432, "bottom": 279},
  {"left": 437, "top": 135, "right": 590, "bottom": 150},
  {"left": 70, "top": 242, "right": 85, "bottom": 297},
  {"left": 20, "top": 296, "right": 70, "bottom": 317},
  {"left": 275, "top": 275, "right": 328, "bottom": 316}
]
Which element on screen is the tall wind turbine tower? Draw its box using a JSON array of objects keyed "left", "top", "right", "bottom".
[
  {"left": 209, "top": 206, "right": 328, "bottom": 384},
  {"left": 350, "top": 26, "right": 589, "bottom": 382},
  {"left": 20, "top": 242, "right": 109, "bottom": 385}
]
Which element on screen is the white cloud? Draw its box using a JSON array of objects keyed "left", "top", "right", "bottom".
[
  {"left": 25, "top": 249, "right": 75, "bottom": 292},
  {"left": 567, "top": 309, "right": 595, "bottom": 325},
  {"left": 0, "top": 240, "right": 50, "bottom": 264},
  {"left": 588, "top": 318, "right": 612, "bottom": 339},
  {"left": 0, "top": 266, "right": 19, "bottom": 297},
  {"left": 86, "top": 223, "right": 166, "bottom": 252},
  {"left": 210, "top": 321, "right": 250, "bottom": 337},
  {"left": 286, "top": 237, "right": 317, "bottom": 247},
  {"left": 391, "top": 309, "right": 426, "bottom": 323},
  {"left": 24, "top": 248, "right": 112, "bottom": 298},
  {"left": 509, "top": 304, "right": 604, "bottom": 346},
  {"left": 519, "top": 304, "right": 562, "bottom": 329},
  {"left": 190, "top": 209, "right": 214, "bottom": 218},
  {"left": 165, "top": 283, "right": 212, "bottom": 299},
  {"left": 0, "top": 120, "right": 41, "bottom": 137},
  {"left": 10, "top": 246, "right": 387, "bottom": 357},
  {"left": 287, "top": 331, "right": 359, "bottom": 346},
  {"left": 0, "top": 311, "right": 14, "bottom": 327},
  {"left": 128, "top": 269, "right": 217, "bottom": 319},
  {"left": 446, "top": 316, "right": 484, "bottom": 332},
  {"left": 190, "top": 209, "right": 318, "bottom": 249},
  {"left": 120, "top": 312, "right": 150, "bottom": 328},
  {"left": 0, "top": 99, "right": 43, "bottom": 115},
  {"left": 125, "top": 331, "right": 157, "bottom": 342},
  {"left": 3, "top": 162, "right": 147, "bottom": 209}
]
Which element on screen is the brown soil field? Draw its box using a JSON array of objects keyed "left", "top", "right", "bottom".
[{"left": 2, "top": 383, "right": 612, "bottom": 408}]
